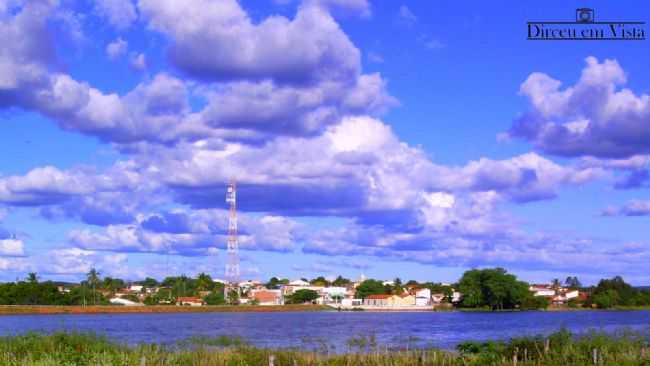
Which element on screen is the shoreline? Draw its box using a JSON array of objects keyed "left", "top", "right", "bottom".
[
  {"left": 0, "top": 304, "right": 332, "bottom": 316},
  {"left": 2, "top": 304, "right": 650, "bottom": 316}
]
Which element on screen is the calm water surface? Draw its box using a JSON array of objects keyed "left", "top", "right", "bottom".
[{"left": 1, "top": 311, "right": 649, "bottom": 351}]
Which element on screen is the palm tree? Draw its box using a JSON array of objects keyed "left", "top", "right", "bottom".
[
  {"left": 87, "top": 268, "right": 101, "bottom": 305},
  {"left": 551, "top": 278, "right": 561, "bottom": 291},
  {"left": 393, "top": 277, "right": 403, "bottom": 295},
  {"left": 26, "top": 272, "right": 38, "bottom": 284}
]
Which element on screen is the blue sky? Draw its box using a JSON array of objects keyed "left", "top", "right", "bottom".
[{"left": 0, "top": 0, "right": 649, "bottom": 285}]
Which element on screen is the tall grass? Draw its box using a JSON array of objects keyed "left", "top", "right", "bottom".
[{"left": 0, "top": 329, "right": 648, "bottom": 365}]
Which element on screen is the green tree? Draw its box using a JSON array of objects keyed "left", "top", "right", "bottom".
[
  {"left": 265, "top": 277, "right": 282, "bottom": 289},
  {"left": 139, "top": 277, "right": 159, "bottom": 288},
  {"left": 86, "top": 268, "right": 101, "bottom": 305},
  {"left": 593, "top": 289, "right": 620, "bottom": 309},
  {"left": 590, "top": 276, "right": 636, "bottom": 308},
  {"left": 355, "top": 279, "right": 386, "bottom": 299},
  {"left": 551, "top": 278, "right": 561, "bottom": 290},
  {"left": 203, "top": 291, "right": 226, "bottom": 305},
  {"left": 102, "top": 277, "right": 125, "bottom": 293},
  {"left": 143, "top": 296, "right": 159, "bottom": 306},
  {"left": 564, "top": 276, "right": 581, "bottom": 289},
  {"left": 393, "top": 278, "right": 403, "bottom": 295},
  {"left": 227, "top": 289, "right": 240, "bottom": 305},
  {"left": 289, "top": 289, "right": 319, "bottom": 304},
  {"left": 163, "top": 276, "right": 196, "bottom": 298},
  {"left": 457, "top": 270, "right": 484, "bottom": 307},
  {"left": 520, "top": 294, "right": 550, "bottom": 310},
  {"left": 27, "top": 273, "right": 38, "bottom": 284},
  {"left": 332, "top": 276, "right": 351, "bottom": 287},
  {"left": 310, "top": 276, "right": 329, "bottom": 287},
  {"left": 405, "top": 280, "right": 419, "bottom": 288},
  {"left": 458, "top": 268, "right": 531, "bottom": 310},
  {"left": 196, "top": 273, "right": 213, "bottom": 291}
]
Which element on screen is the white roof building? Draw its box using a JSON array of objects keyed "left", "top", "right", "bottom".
[
  {"left": 289, "top": 279, "right": 310, "bottom": 286},
  {"left": 128, "top": 285, "right": 143, "bottom": 292},
  {"left": 110, "top": 298, "right": 143, "bottom": 306}
]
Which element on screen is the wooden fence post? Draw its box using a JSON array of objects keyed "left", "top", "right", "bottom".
[{"left": 544, "top": 338, "right": 550, "bottom": 354}]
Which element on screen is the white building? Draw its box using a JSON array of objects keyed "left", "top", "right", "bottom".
[
  {"left": 110, "top": 298, "right": 143, "bottom": 306},
  {"left": 565, "top": 290, "right": 579, "bottom": 299},
  {"left": 415, "top": 288, "right": 431, "bottom": 306},
  {"left": 321, "top": 287, "right": 348, "bottom": 304},
  {"left": 341, "top": 298, "right": 362, "bottom": 307},
  {"left": 530, "top": 285, "right": 556, "bottom": 297},
  {"left": 128, "top": 284, "right": 144, "bottom": 293},
  {"left": 431, "top": 293, "right": 446, "bottom": 304},
  {"left": 451, "top": 291, "right": 462, "bottom": 303},
  {"left": 282, "top": 283, "right": 323, "bottom": 297},
  {"left": 250, "top": 289, "right": 283, "bottom": 306},
  {"left": 288, "top": 279, "right": 310, "bottom": 286}
]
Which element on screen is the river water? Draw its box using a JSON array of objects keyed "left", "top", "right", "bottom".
[{"left": 1, "top": 310, "right": 649, "bottom": 351}]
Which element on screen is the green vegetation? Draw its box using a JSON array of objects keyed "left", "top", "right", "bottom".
[
  {"left": 355, "top": 279, "right": 387, "bottom": 299},
  {"left": 160, "top": 273, "right": 225, "bottom": 299},
  {"left": 286, "top": 289, "right": 319, "bottom": 304},
  {"left": 1, "top": 329, "right": 649, "bottom": 365},
  {"left": 310, "top": 276, "right": 330, "bottom": 287},
  {"left": 177, "top": 335, "right": 249, "bottom": 348},
  {"left": 265, "top": 277, "right": 289, "bottom": 290},
  {"left": 586, "top": 276, "right": 650, "bottom": 309},
  {"left": 0, "top": 269, "right": 232, "bottom": 306},
  {"left": 457, "top": 268, "right": 541, "bottom": 310},
  {"left": 3, "top": 269, "right": 650, "bottom": 312},
  {"left": 457, "top": 328, "right": 650, "bottom": 366},
  {"left": 331, "top": 275, "right": 351, "bottom": 287},
  {"left": 0, "top": 273, "right": 109, "bottom": 306},
  {"left": 565, "top": 276, "right": 582, "bottom": 289},
  {"left": 203, "top": 291, "right": 226, "bottom": 305}
]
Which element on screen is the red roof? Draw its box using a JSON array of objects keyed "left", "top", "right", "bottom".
[
  {"left": 254, "top": 291, "right": 280, "bottom": 302},
  {"left": 366, "top": 294, "right": 391, "bottom": 299}
]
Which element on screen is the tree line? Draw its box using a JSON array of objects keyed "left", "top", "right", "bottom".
[
  {"left": 2, "top": 269, "right": 649, "bottom": 309},
  {"left": 353, "top": 269, "right": 650, "bottom": 310}
]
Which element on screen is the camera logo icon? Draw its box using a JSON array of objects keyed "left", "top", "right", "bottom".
[{"left": 576, "top": 8, "right": 595, "bottom": 23}]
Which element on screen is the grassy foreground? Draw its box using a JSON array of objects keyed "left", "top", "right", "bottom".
[
  {"left": 0, "top": 304, "right": 331, "bottom": 315},
  {"left": 1, "top": 329, "right": 650, "bottom": 366}
]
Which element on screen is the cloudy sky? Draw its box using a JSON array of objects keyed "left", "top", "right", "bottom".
[{"left": 0, "top": 0, "right": 649, "bottom": 284}]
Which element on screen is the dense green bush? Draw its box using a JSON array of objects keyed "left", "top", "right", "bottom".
[
  {"left": 457, "top": 268, "right": 530, "bottom": 310},
  {"left": 203, "top": 291, "right": 226, "bottom": 305}
]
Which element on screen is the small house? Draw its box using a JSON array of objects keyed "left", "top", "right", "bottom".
[{"left": 251, "top": 289, "right": 283, "bottom": 305}]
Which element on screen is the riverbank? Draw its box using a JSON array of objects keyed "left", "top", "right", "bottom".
[
  {"left": 0, "top": 304, "right": 331, "bottom": 315},
  {"left": 4, "top": 304, "right": 650, "bottom": 316},
  {"left": 0, "top": 329, "right": 648, "bottom": 365}
]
